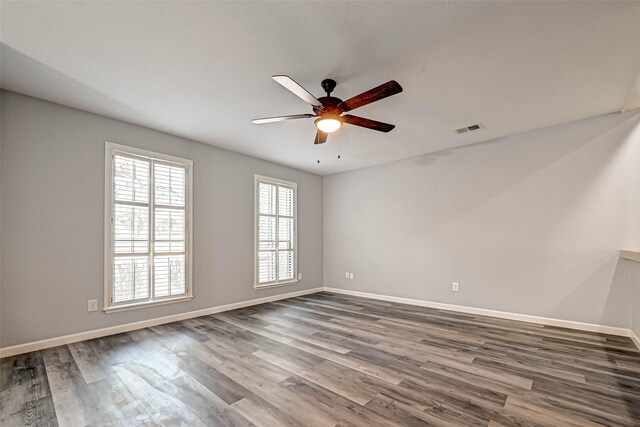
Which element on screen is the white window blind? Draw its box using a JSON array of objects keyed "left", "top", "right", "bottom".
[
  {"left": 105, "top": 143, "right": 192, "bottom": 311},
  {"left": 255, "top": 175, "right": 297, "bottom": 288}
]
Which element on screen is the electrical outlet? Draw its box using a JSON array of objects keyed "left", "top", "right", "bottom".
[
  {"left": 88, "top": 299, "right": 98, "bottom": 312},
  {"left": 349, "top": 272, "right": 354, "bottom": 280},
  {"left": 297, "top": 272, "right": 302, "bottom": 280},
  {"left": 452, "top": 282, "right": 459, "bottom": 292},
  {"left": 345, "top": 272, "right": 350, "bottom": 279}
]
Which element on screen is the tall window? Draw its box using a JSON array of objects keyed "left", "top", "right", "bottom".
[
  {"left": 105, "top": 142, "right": 193, "bottom": 311},
  {"left": 255, "top": 175, "right": 297, "bottom": 288}
]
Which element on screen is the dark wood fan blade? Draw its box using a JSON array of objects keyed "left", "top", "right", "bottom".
[
  {"left": 272, "top": 75, "right": 322, "bottom": 108},
  {"left": 338, "top": 80, "right": 403, "bottom": 113},
  {"left": 251, "top": 114, "right": 315, "bottom": 124},
  {"left": 314, "top": 130, "right": 328, "bottom": 144},
  {"left": 342, "top": 114, "right": 395, "bottom": 132}
]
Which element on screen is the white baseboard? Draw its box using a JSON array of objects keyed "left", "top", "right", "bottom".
[
  {"left": 323, "top": 287, "right": 637, "bottom": 340},
  {"left": 631, "top": 330, "right": 640, "bottom": 351},
  {"left": 3, "top": 286, "right": 639, "bottom": 357},
  {"left": 0, "top": 287, "right": 323, "bottom": 358}
]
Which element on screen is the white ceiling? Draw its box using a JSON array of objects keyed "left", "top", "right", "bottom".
[{"left": 2, "top": 1, "right": 640, "bottom": 175}]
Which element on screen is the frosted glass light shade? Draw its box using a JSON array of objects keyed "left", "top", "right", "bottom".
[{"left": 315, "top": 117, "right": 342, "bottom": 133}]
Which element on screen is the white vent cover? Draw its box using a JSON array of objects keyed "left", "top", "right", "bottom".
[{"left": 456, "top": 123, "right": 483, "bottom": 134}]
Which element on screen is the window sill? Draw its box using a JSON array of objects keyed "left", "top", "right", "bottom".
[
  {"left": 104, "top": 295, "right": 193, "bottom": 313},
  {"left": 254, "top": 280, "right": 298, "bottom": 291}
]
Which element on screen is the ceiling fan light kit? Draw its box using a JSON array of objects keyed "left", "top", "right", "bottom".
[
  {"left": 315, "top": 115, "right": 343, "bottom": 133},
  {"left": 252, "top": 75, "right": 402, "bottom": 154}
]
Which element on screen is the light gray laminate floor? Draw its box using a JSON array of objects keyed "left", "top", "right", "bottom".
[{"left": 2, "top": 292, "right": 640, "bottom": 426}]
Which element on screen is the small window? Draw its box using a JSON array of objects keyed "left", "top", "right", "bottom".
[
  {"left": 105, "top": 142, "right": 193, "bottom": 311},
  {"left": 255, "top": 175, "right": 297, "bottom": 288}
]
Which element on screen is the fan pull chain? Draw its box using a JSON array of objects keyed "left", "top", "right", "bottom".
[
  {"left": 338, "top": 127, "right": 342, "bottom": 159},
  {"left": 317, "top": 143, "right": 320, "bottom": 164}
]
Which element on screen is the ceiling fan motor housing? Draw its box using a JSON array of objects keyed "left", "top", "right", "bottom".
[{"left": 314, "top": 96, "right": 343, "bottom": 116}]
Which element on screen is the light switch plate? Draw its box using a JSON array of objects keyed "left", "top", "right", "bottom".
[
  {"left": 345, "top": 272, "right": 350, "bottom": 279},
  {"left": 349, "top": 272, "right": 354, "bottom": 280},
  {"left": 297, "top": 272, "right": 302, "bottom": 280},
  {"left": 88, "top": 299, "right": 98, "bottom": 312}
]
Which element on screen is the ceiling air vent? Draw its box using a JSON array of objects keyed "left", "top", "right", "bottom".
[{"left": 456, "top": 123, "right": 483, "bottom": 134}]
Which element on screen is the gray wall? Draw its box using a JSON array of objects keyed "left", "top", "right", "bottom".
[
  {"left": 3, "top": 88, "right": 640, "bottom": 348},
  {"left": 1, "top": 90, "right": 324, "bottom": 348},
  {"left": 324, "top": 111, "right": 640, "bottom": 327},
  {"left": 632, "top": 261, "right": 640, "bottom": 339}
]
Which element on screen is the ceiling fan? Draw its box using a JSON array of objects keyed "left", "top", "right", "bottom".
[{"left": 252, "top": 76, "right": 403, "bottom": 145}]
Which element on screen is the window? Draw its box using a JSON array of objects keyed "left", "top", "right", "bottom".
[
  {"left": 255, "top": 175, "right": 297, "bottom": 288},
  {"left": 104, "top": 142, "right": 193, "bottom": 311}
]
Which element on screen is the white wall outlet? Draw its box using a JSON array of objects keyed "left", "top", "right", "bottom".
[
  {"left": 88, "top": 299, "right": 98, "bottom": 312},
  {"left": 452, "top": 282, "right": 459, "bottom": 292},
  {"left": 349, "top": 272, "right": 354, "bottom": 280},
  {"left": 297, "top": 272, "right": 302, "bottom": 280},
  {"left": 345, "top": 272, "right": 350, "bottom": 279}
]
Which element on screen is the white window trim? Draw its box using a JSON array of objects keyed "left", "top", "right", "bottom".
[
  {"left": 104, "top": 142, "right": 194, "bottom": 313},
  {"left": 254, "top": 174, "right": 298, "bottom": 290}
]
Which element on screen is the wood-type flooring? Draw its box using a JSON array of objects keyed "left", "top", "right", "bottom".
[{"left": 2, "top": 292, "right": 640, "bottom": 426}]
